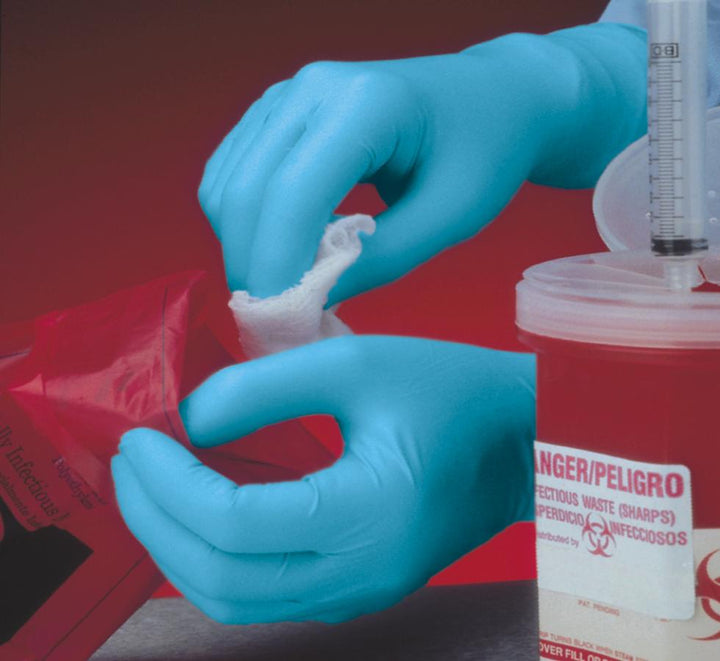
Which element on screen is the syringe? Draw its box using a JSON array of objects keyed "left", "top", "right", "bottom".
[{"left": 647, "top": 0, "right": 708, "bottom": 264}]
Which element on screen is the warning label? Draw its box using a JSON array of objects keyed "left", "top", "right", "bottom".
[{"left": 535, "top": 441, "right": 695, "bottom": 620}]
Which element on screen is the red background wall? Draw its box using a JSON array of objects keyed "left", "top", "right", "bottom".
[{"left": 1, "top": 0, "right": 611, "bottom": 593}]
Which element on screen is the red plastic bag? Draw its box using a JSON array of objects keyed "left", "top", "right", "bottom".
[{"left": 0, "top": 271, "right": 334, "bottom": 661}]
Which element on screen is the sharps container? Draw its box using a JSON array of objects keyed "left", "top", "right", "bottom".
[{"left": 516, "top": 107, "right": 720, "bottom": 660}]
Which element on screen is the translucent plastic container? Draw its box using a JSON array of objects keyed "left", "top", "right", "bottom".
[
  {"left": 518, "top": 103, "right": 720, "bottom": 660},
  {"left": 517, "top": 252, "right": 720, "bottom": 660}
]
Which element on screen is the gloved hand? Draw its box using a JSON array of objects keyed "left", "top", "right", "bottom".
[
  {"left": 198, "top": 22, "right": 646, "bottom": 300},
  {"left": 111, "top": 336, "right": 535, "bottom": 624}
]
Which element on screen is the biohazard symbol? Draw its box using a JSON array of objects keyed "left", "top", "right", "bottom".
[
  {"left": 692, "top": 549, "right": 720, "bottom": 642},
  {"left": 581, "top": 512, "right": 616, "bottom": 557}
]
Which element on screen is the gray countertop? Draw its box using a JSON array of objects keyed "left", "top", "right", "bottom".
[{"left": 91, "top": 581, "right": 538, "bottom": 660}]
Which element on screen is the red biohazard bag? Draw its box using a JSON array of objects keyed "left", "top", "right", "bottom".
[{"left": 0, "top": 271, "right": 334, "bottom": 661}]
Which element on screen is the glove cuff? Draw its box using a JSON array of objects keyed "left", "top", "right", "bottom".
[
  {"left": 528, "top": 22, "right": 648, "bottom": 188},
  {"left": 463, "top": 23, "right": 647, "bottom": 189}
]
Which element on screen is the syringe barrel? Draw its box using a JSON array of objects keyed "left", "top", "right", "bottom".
[{"left": 648, "top": 0, "right": 708, "bottom": 256}]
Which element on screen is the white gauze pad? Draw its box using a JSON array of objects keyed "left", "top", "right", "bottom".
[{"left": 229, "top": 214, "right": 376, "bottom": 358}]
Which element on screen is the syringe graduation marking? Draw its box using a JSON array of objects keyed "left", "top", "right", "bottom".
[
  {"left": 649, "top": 45, "right": 687, "bottom": 240},
  {"left": 646, "top": 1, "right": 708, "bottom": 257}
]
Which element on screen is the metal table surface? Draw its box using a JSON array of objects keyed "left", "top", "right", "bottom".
[{"left": 91, "top": 580, "right": 538, "bottom": 661}]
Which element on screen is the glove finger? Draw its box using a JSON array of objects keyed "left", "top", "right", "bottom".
[
  {"left": 199, "top": 80, "right": 289, "bottom": 227},
  {"left": 243, "top": 95, "right": 400, "bottom": 298},
  {"left": 117, "top": 427, "right": 373, "bottom": 554},
  {"left": 158, "top": 561, "right": 357, "bottom": 625},
  {"left": 111, "top": 452, "right": 327, "bottom": 602},
  {"left": 179, "top": 338, "right": 361, "bottom": 447},
  {"left": 214, "top": 81, "right": 319, "bottom": 291},
  {"left": 157, "top": 561, "right": 298, "bottom": 625},
  {"left": 326, "top": 170, "right": 484, "bottom": 305}
]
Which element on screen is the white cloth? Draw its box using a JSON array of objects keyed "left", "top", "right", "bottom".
[{"left": 229, "top": 214, "right": 376, "bottom": 359}]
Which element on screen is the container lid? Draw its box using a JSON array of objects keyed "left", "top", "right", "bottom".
[
  {"left": 516, "top": 250, "right": 720, "bottom": 348},
  {"left": 517, "top": 107, "right": 720, "bottom": 349},
  {"left": 593, "top": 106, "right": 720, "bottom": 252}
]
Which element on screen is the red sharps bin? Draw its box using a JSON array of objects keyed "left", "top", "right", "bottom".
[{"left": 517, "top": 108, "right": 720, "bottom": 660}]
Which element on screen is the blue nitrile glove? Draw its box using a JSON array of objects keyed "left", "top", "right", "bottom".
[
  {"left": 111, "top": 336, "right": 535, "bottom": 624},
  {"left": 198, "top": 22, "right": 646, "bottom": 300}
]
